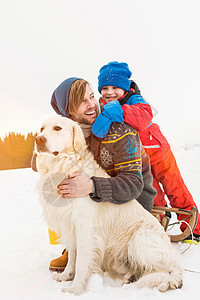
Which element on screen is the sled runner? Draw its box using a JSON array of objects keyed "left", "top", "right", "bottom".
[{"left": 151, "top": 206, "right": 199, "bottom": 242}]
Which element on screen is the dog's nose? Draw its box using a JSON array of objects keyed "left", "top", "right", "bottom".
[{"left": 36, "top": 135, "right": 47, "bottom": 145}]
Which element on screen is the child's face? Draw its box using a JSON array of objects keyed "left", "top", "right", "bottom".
[{"left": 101, "top": 86, "right": 125, "bottom": 103}]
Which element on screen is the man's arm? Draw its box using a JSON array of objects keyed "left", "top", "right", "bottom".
[
  {"left": 90, "top": 130, "right": 155, "bottom": 212},
  {"left": 58, "top": 127, "right": 155, "bottom": 212},
  {"left": 91, "top": 129, "right": 144, "bottom": 204}
]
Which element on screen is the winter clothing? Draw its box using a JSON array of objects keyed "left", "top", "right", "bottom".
[
  {"left": 91, "top": 90, "right": 153, "bottom": 138},
  {"left": 93, "top": 67, "right": 200, "bottom": 235},
  {"left": 49, "top": 249, "right": 68, "bottom": 272},
  {"left": 98, "top": 61, "right": 132, "bottom": 92},
  {"left": 51, "top": 77, "right": 81, "bottom": 117},
  {"left": 138, "top": 123, "right": 170, "bottom": 164},
  {"left": 91, "top": 101, "right": 124, "bottom": 138},
  {"left": 87, "top": 122, "right": 156, "bottom": 212},
  {"left": 78, "top": 123, "right": 92, "bottom": 139},
  {"left": 120, "top": 94, "right": 200, "bottom": 235}
]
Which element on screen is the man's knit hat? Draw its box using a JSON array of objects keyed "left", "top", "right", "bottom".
[
  {"left": 51, "top": 77, "right": 80, "bottom": 117},
  {"left": 98, "top": 61, "right": 132, "bottom": 93}
]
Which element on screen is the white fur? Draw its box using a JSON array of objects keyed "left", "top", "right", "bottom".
[{"left": 36, "top": 116, "right": 183, "bottom": 295}]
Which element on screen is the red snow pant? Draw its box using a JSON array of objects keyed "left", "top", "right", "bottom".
[{"left": 146, "top": 148, "right": 200, "bottom": 235}]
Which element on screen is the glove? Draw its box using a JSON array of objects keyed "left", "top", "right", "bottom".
[
  {"left": 91, "top": 114, "right": 112, "bottom": 138},
  {"left": 91, "top": 101, "right": 124, "bottom": 138}
]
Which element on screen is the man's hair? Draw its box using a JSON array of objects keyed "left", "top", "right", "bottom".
[{"left": 68, "top": 79, "right": 89, "bottom": 115}]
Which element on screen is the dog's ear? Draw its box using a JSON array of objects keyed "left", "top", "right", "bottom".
[{"left": 72, "top": 123, "right": 86, "bottom": 152}]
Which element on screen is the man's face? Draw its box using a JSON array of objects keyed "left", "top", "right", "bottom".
[
  {"left": 101, "top": 86, "right": 125, "bottom": 103},
  {"left": 70, "top": 84, "right": 99, "bottom": 125}
]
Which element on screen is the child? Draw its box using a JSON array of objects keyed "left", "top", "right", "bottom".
[{"left": 91, "top": 61, "right": 200, "bottom": 244}]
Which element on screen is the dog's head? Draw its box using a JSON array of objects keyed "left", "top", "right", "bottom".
[{"left": 35, "top": 116, "right": 86, "bottom": 156}]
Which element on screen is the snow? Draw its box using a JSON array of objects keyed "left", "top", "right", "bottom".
[{"left": 1, "top": 147, "right": 200, "bottom": 300}]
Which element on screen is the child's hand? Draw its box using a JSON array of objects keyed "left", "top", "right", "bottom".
[
  {"left": 91, "top": 114, "right": 112, "bottom": 138},
  {"left": 91, "top": 101, "right": 124, "bottom": 138},
  {"left": 103, "top": 101, "right": 124, "bottom": 122}
]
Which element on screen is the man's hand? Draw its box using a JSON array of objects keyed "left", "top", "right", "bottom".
[{"left": 57, "top": 172, "right": 94, "bottom": 198}]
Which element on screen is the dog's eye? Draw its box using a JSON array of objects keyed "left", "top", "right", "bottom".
[
  {"left": 54, "top": 126, "right": 62, "bottom": 131},
  {"left": 40, "top": 127, "right": 44, "bottom": 132}
]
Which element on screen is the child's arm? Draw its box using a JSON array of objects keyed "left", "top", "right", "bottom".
[
  {"left": 91, "top": 94, "right": 153, "bottom": 138},
  {"left": 91, "top": 101, "right": 124, "bottom": 138},
  {"left": 122, "top": 101, "right": 153, "bottom": 131}
]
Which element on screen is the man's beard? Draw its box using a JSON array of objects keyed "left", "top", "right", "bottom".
[{"left": 73, "top": 105, "right": 100, "bottom": 125}]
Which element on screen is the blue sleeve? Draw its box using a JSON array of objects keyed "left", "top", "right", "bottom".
[
  {"left": 91, "top": 114, "right": 112, "bottom": 138},
  {"left": 126, "top": 94, "right": 149, "bottom": 105},
  {"left": 91, "top": 101, "right": 124, "bottom": 138}
]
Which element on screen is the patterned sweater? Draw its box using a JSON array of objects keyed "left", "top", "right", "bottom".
[{"left": 87, "top": 122, "right": 156, "bottom": 212}]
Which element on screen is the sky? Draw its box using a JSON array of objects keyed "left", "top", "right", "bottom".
[{"left": 0, "top": 0, "right": 200, "bottom": 147}]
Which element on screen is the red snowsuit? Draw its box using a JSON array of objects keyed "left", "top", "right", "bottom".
[{"left": 122, "top": 100, "right": 200, "bottom": 235}]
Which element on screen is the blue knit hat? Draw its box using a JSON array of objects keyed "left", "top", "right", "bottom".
[
  {"left": 98, "top": 61, "right": 132, "bottom": 93},
  {"left": 51, "top": 77, "right": 81, "bottom": 117}
]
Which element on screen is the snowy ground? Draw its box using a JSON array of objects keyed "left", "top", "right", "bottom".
[{"left": 1, "top": 147, "right": 200, "bottom": 300}]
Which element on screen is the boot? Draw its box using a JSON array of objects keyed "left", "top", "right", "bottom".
[{"left": 49, "top": 249, "right": 68, "bottom": 272}]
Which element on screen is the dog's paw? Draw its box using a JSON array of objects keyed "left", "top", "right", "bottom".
[
  {"left": 53, "top": 271, "right": 74, "bottom": 282},
  {"left": 169, "top": 279, "right": 183, "bottom": 290},
  {"left": 61, "top": 285, "right": 84, "bottom": 295},
  {"left": 137, "top": 272, "right": 183, "bottom": 292},
  {"left": 122, "top": 272, "right": 136, "bottom": 285}
]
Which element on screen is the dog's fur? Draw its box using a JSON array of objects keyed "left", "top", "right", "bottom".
[{"left": 35, "top": 116, "right": 183, "bottom": 295}]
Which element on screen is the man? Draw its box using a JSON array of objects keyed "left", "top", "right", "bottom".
[{"left": 38, "top": 77, "right": 157, "bottom": 271}]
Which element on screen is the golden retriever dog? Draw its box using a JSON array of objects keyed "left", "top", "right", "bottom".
[{"left": 35, "top": 116, "right": 183, "bottom": 295}]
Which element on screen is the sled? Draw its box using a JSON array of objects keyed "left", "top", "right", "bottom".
[{"left": 151, "top": 206, "right": 199, "bottom": 242}]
